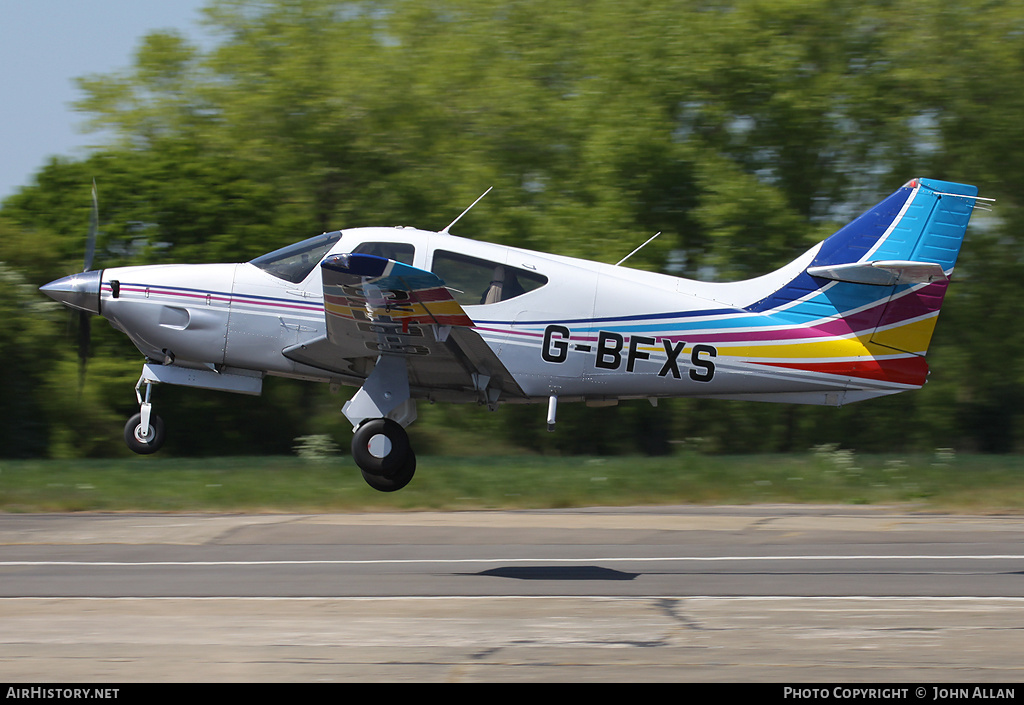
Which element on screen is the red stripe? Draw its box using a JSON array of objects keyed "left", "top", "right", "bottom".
[{"left": 752, "top": 356, "right": 929, "bottom": 387}]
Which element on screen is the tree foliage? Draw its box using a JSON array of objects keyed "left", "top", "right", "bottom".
[{"left": 4, "top": 0, "right": 1024, "bottom": 457}]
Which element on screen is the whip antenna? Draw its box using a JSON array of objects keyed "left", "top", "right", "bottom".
[
  {"left": 440, "top": 187, "right": 493, "bottom": 235},
  {"left": 616, "top": 232, "right": 661, "bottom": 266}
]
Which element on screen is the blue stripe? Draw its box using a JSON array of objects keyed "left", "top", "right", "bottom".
[
  {"left": 112, "top": 281, "right": 323, "bottom": 311},
  {"left": 474, "top": 307, "right": 740, "bottom": 328}
]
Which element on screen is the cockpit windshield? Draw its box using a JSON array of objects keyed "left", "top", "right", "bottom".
[{"left": 250, "top": 231, "right": 343, "bottom": 283}]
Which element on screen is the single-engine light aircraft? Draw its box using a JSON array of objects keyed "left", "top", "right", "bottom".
[{"left": 41, "top": 178, "right": 981, "bottom": 491}]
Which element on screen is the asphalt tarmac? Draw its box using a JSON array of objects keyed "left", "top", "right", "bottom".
[{"left": 1, "top": 505, "right": 1022, "bottom": 682}]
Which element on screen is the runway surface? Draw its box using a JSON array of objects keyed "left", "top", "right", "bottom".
[{"left": 1, "top": 505, "right": 1022, "bottom": 682}]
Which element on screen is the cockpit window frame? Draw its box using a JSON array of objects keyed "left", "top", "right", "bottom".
[{"left": 249, "top": 231, "right": 343, "bottom": 284}]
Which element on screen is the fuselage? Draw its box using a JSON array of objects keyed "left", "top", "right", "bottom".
[{"left": 48, "top": 226, "right": 915, "bottom": 408}]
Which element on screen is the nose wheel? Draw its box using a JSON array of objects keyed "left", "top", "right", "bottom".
[{"left": 124, "top": 411, "right": 166, "bottom": 454}]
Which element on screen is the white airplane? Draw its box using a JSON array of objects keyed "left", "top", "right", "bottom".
[{"left": 41, "top": 177, "right": 982, "bottom": 491}]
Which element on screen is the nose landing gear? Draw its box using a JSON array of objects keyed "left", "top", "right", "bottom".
[{"left": 125, "top": 374, "right": 165, "bottom": 454}]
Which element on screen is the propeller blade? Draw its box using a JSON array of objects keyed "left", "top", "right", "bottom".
[
  {"left": 77, "top": 309, "right": 91, "bottom": 392},
  {"left": 79, "top": 180, "right": 98, "bottom": 392},
  {"left": 83, "top": 180, "right": 98, "bottom": 272}
]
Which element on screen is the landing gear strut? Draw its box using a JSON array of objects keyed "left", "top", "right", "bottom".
[{"left": 125, "top": 375, "right": 165, "bottom": 454}]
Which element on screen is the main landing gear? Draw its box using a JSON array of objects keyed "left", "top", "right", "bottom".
[{"left": 344, "top": 355, "right": 418, "bottom": 492}]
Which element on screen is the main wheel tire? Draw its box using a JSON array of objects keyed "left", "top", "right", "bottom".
[
  {"left": 351, "top": 418, "right": 411, "bottom": 475},
  {"left": 360, "top": 450, "right": 416, "bottom": 492},
  {"left": 124, "top": 413, "right": 166, "bottom": 455}
]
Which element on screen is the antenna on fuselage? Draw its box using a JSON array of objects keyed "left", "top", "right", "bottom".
[
  {"left": 616, "top": 232, "right": 661, "bottom": 266},
  {"left": 440, "top": 187, "right": 493, "bottom": 235}
]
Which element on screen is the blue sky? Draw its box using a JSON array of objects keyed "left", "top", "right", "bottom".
[{"left": 0, "top": 1, "right": 209, "bottom": 200}]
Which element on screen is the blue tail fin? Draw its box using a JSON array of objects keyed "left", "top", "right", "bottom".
[
  {"left": 730, "top": 178, "right": 981, "bottom": 393},
  {"left": 814, "top": 177, "right": 977, "bottom": 269},
  {"left": 749, "top": 178, "right": 980, "bottom": 320}
]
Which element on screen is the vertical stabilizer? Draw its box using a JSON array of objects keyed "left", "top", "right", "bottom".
[
  {"left": 749, "top": 178, "right": 979, "bottom": 353},
  {"left": 737, "top": 178, "right": 980, "bottom": 392}
]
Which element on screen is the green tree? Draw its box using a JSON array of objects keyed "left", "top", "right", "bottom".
[
  {"left": 0, "top": 263, "right": 61, "bottom": 456},
  {"left": 6, "top": 0, "right": 1024, "bottom": 457}
]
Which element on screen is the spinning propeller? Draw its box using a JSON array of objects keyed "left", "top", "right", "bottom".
[
  {"left": 77, "top": 182, "right": 99, "bottom": 382},
  {"left": 39, "top": 181, "right": 103, "bottom": 390}
]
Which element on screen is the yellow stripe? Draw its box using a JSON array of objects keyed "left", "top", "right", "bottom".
[
  {"left": 719, "top": 318, "right": 938, "bottom": 361},
  {"left": 870, "top": 316, "right": 938, "bottom": 355},
  {"left": 718, "top": 334, "right": 879, "bottom": 361}
]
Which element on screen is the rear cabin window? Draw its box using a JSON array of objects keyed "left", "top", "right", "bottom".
[
  {"left": 351, "top": 241, "right": 415, "bottom": 265},
  {"left": 431, "top": 250, "right": 547, "bottom": 306}
]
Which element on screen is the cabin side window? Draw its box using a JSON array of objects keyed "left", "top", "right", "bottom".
[
  {"left": 351, "top": 241, "right": 416, "bottom": 265},
  {"left": 431, "top": 250, "right": 547, "bottom": 306}
]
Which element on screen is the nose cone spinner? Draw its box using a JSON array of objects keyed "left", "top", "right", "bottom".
[{"left": 40, "top": 270, "right": 103, "bottom": 314}]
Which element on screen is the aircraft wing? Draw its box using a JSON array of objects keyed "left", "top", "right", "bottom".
[{"left": 282, "top": 253, "right": 526, "bottom": 402}]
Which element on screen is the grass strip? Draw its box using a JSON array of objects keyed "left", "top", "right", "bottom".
[{"left": 2, "top": 448, "right": 1023, "bottom": 513}]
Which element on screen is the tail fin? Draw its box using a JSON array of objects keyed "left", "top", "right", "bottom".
[
  {"left": 740, "top": 178, "right": 980, "bottom": 392},
  {"left": 811, "top": 177, "right": 977, "bottom": 274},
  {"left": 751, "top": 178, "right": 978, "bottom": 344}
]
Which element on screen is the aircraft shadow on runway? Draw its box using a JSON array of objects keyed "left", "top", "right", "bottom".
[{"left": 471, "top": 566, "right": 639, "bottom": 581}]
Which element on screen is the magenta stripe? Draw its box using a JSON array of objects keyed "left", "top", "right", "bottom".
[
  {"left": 111, "top": 286, "right": 323, "bottom": 313},
  {"left": 483, "top": 282, "right": 946, "bottom": 347}
]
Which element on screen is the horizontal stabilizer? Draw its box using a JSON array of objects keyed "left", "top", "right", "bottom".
[{"left": 807, "top": 260, "right": 949, "bottom": 286}]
